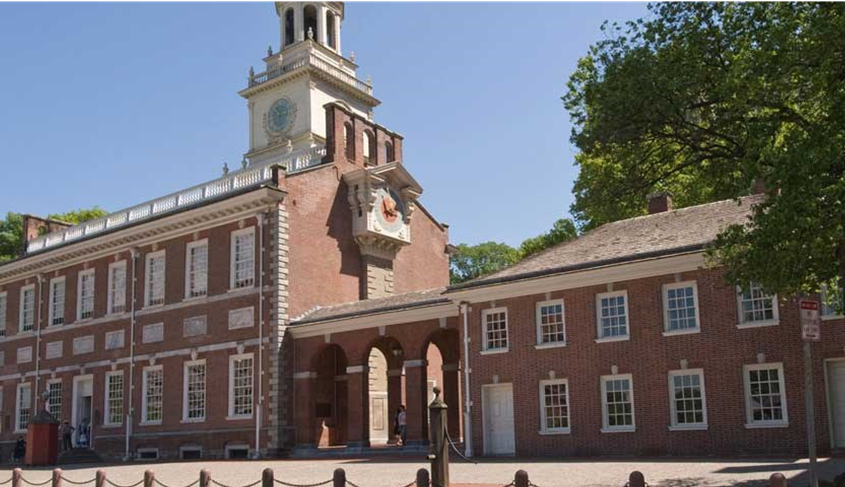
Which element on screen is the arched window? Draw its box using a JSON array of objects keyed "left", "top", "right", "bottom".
[
  {"left": 385, "top": 141, "right": 395, "bottom": 163},
  {"left": 326, "top": 12, "right": 336, "bottom": 50},
  {"left": 344, "top": 123, "right": 354, "bottom": 161},
  {"left": 284, "top": 8, "right": 294, "bottom": 47},
  {"left": 303, "top": 5, "right": 318, "bottom": 42},
  {"left": 363, "top": 130, "right": 376, "bottom": 166}
]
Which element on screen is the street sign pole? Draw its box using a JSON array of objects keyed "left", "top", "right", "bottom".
[
  {"left": 804, "top": 340, "right": 818, "bottom": 487},
  {"left": 800, "top": 299, "right": 820, "bottom": 487}
]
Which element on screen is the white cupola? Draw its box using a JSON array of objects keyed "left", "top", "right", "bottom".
[{"left": 276, "top": 2, "right": 344, "bottom": 53}]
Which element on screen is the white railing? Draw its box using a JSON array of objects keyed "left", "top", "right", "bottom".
[
  {"left": 249, "top": 53, "right": 373, "bottom": 96},
  {"left": 26, "top": 147, "right": 327, "bottom": 254}
]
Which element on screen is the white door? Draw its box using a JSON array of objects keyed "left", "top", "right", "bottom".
[
  {"left": 72, "top": 375, "right": 94, "bottom": 447},
  {"left": 369, "top": 392, "right": 389, "bottom": 444},
  {"left": 483, "top": 384, "right": 515, "bottom": 455},
  {"left": 829, "top": 361, "right": 845, "bottom": 447}
]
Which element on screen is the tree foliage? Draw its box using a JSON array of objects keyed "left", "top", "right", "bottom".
[
  {"left": 0, "top": 207, "right": 108, "bottom": 263},
  {"left": 450, "top": 218, "right": 578, "bottom": 284},
  {"left": 563, "top": 3, "right": 845, "bottom": 306}
]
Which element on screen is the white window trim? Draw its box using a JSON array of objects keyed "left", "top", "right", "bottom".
[
  {"left": 535, "top": 299, "right": 566, "bottom": 347},
  {"left": 481, "top": 307, "right": 509, "bottom": 353},
  {"left": 136, "top": 448, "right": 160, "bottom": 460},
  {"left": 538, "top": 378, "right": 571, "bottom": 435},
  {"left": 15, "top": 382, "right": 31, "bottom": 433},
  {"left": 667, "top": 368, "right": 708, "bottom": 431},
  {"left": 228, "top": 353, "right": 254, "bottom": 420},
  {"left": 76, "top": 269, "right": 96, "bottom": 322},
  {"left": 107, "top": 260, "right": 127, "bottom": 315},
  {"left": 182, "top": 359, "right": 207, "bottom": 423},
  {"left": 144, "top": 250, "right": 166, "bottom": 308},
  {"left": 45, "top": 378, "right": 62, "bottom": 419},
  {"left": 180, "top": 445, "right": 202, "bottom": 459},
  {"left": 230, "top": 227, "right": 256, "bottom": 290},
  {"left": 141, "top": 365, "right": 164, "bottom": 425},
  {"left": 662, "top": 281, "right": 701, "bottom": 335},
  {"left": 19, "top": 284, "right": 36, "bottom": 333},
  {"left": 821, "top": 285, "right": 844, "bottom": 321},
  {"left": 0, "top": 291, "right": 7, "bottom": 338},
  {"left": 48, "top": 276, "right": 66, "bottom": 327},
  {"left": 743, "top": 362, "right": 789, "bottom": 428},
  {"left": 600, "top": 373, "right": 635, "bottom": 433},
  {"left": 736, "top": 284, "right": 780, "bottom": 329},
  {"left": 103, "top": 370, "right": 124, "bottom": 427},
  {"left": 184, "top": 239, "right": 209, "bottom": 300},
  {"left": 595, "top": 290, "right": 630, "bottom": 342}
]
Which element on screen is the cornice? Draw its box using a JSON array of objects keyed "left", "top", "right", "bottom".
[{"left": 289, "top": 301, "right": 457, "bottom": 339}]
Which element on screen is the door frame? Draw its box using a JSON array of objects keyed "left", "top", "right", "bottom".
[
  {"left": 824, "top": 358, "right": 845, "bottom": 449},
  {"left": 481, "top": 383, "right": 515, "bottom": 456},
  {"left": 368, "top": 391, "right": 389, "bottom": 444},
  {"left": 71, "top": 374, "right": 94, "bottom": 446}
]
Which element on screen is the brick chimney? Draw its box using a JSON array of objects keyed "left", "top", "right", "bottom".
[
  {"left": 21, "top": 215, "right": 72, "bottom": 250},
  {"left": 647, "top": 192, "right": 673, "bottom": 214}
]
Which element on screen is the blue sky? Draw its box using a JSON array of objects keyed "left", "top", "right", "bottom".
[{"left": 0, "top": 2, "right": 648, "bottom": 247}]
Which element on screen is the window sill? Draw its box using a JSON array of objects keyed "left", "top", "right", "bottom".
[
  {"left": 595, "top": 336, "right": 629, "bottom": 344},
  {"left": 228, "top": 286, "right": 254, "bottom": 294},
  {"left": 600, "top": 427, "right": 635, "bottom": 434},
  {"left": 822, "top": 315, "right": 844, "bottom": 322},
  {"left": 745, "top": 422, "right": 788, "bottom": 429},
  {"left": 226, "top": 415, "right": 253, "bottom": 421},
  {"left": 101, "top": 423, "right": 123, "bottom": 429},
  {"left": 183, "top": 295, "right": 208, "bottom": 303},
  {"left": 181, "top": 418, "right": 207, "bottom": 424},
  {"left": 534, "top": 342, "right": 567, "bottom": 350},
  {"left": 14, "top": 429, "right": 27, "bottom": 434},
  {"left": 139, "top": 421, "right": 162, "bottom": 426},
  {"left": 538, "top": 429, "right": 570, "bottom": 436},
  {"left": 736, "top": 320, "right": 780, "bottom": 330},
  {"left": 662, "top": 328, "right": 700, "bottom": 337},
  {"left": 668, "top": 425, "right": 708, "bottom": 432},
  {"left": 480, "top": 348, "right": 509, "bottom": 355},
  {"left": 144, "top": 303, "right": 165, "bottom": 310}
]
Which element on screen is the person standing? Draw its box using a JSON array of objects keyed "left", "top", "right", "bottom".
[
  {"left": 397, "top": 405, "right": 407, "bottom": 447},
  {"left": 61, "top": 421, "right": 75, "bottom": 451}
]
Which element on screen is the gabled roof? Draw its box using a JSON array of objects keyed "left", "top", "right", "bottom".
[
  {"left": 448, "top": 194, "right": 763, "bottom": 291},
  {"left": 292, "top": 287, "right": 448, "bottom": 325}
]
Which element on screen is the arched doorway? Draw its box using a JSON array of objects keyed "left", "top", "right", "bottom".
[
  {"left": 423, "top": 330, "right": 462, "bottom": 442},
  {"left": 312, "top": 344, "right": 348, "bottom": 447},
  {"left": 366, "top": 338, "right": 405, "bottom": 446}
]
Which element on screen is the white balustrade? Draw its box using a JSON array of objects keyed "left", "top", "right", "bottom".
[{"left": 26, "top": 147, "right": 327, "bottom": 253}]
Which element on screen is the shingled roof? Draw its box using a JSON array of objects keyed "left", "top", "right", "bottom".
[
  {"left": 448, "top": 194, "right": 763, "bottom": 291},
  {"left": 292, "top": 287, "right": 448, "bottom": 325}
]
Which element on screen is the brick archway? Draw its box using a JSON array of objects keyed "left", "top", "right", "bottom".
[{"left": 293, "top": 344, "right": 349, "bottom": 448}]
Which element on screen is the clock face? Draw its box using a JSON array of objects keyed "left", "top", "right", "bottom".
[
  {"left": 374, "top": 187, "right": 405, "bottom": 234},
  {"left": 267, "top": 98, "right": 294, "bottom": 133}
]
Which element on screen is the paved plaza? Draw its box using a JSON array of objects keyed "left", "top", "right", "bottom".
[{"left": 3, "top": 457, "right": 844, "bottom": 487}]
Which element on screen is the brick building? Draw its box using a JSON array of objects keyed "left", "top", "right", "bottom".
[
  {"left": 3, "top": 1, "right": 845, "bottom": 463},
  {"left": 0, "top": 2, "right": 450, "bottom": 461}
]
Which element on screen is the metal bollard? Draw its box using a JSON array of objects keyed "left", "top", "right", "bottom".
[
  {"left": 514, "top": 470, "right": 529, "bottom": 487},
  {"left": 52, "top": 469, "right": 63, "bottom": 487},
  {"left": 332, "top": 469, "right": 346, "bottom": 487},
  {"left": 262, "top": 469, "right": 274, "bottom": 487},
  {"left": 12, "top": 469, "right": 22, "bottom": 487},
  {"left": 770, "top": 473, "right": 788, "bottom": 487},
  {"left": 628, "top": 471, "right": 645, "bottom": 487},
  {"left": 200, "top": 470, "right": 211, "bottom": 487},
  {"left": 96, "top": 470, "right": 107, "bottom": 487},
  {"left": 144, "top": 471, "right": 155, "bottom": 487},
  {"left": 416, "top": 469, "right": 430, "bottom": 487}
]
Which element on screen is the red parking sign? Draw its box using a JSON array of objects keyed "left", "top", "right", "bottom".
[{"left": 800, "top": 300, "right": 821, "bottom": 341}]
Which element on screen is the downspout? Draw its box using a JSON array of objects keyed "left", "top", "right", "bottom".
[
  {"left": 34, "top": 274, "right": 44, "bottom": 411},
  {"left": 461, "top": 302, "right": 473, "bottom": 458},
  {"left": 125, "top": 248, "right": 139, "bottom": 461},
  {"left": 255, "top": 212, "right": 266, "bottom": 458}
]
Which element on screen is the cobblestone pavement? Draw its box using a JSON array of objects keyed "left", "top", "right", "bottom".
[{"left": 3, "top": 457, "right": 843, "bottom": 487}]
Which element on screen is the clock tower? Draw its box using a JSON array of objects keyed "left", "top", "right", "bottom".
[{"left": 239, "top": 2, "right": 379, "bottom": 166}]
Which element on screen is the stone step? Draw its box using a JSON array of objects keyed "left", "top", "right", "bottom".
[{"left": 58, "top": 448, "right": 103, "bottom": 465}]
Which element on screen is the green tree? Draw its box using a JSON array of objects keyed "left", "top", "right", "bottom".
[
  {"left": 0, "top": 207, "right": 108, "bottom": 262},
  {"left": 518, "top": 218, "right": 578, "bottom": 259},
  {"left": 563, "top": 3, "right": 845, "bottom": 308},
  {"left": 450, "top": 217, "right": 579, "bottom": 284},
  {"left": 450, "top": 241, "right": 519, "bottom": 284}
]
